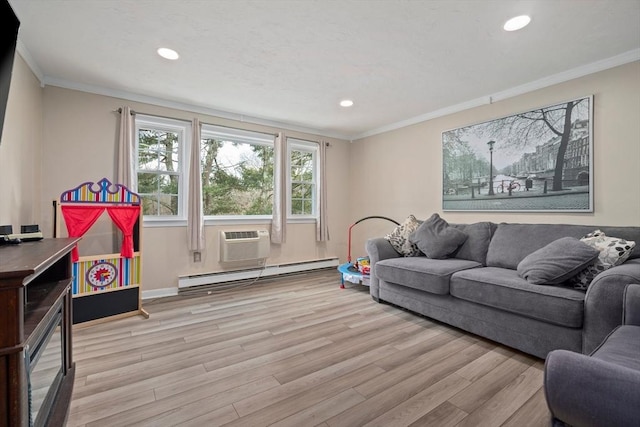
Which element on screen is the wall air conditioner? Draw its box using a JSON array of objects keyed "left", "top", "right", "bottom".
[{"left": 219, "top": 229, "right": 270, "bottom": 262}]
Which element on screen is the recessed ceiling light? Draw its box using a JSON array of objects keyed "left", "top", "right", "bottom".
[
  {"left": 157, "top": 47, "right": 179, "bottom": 60},
  {"left": 340, "top": 100, "right": 354, "bottom": 107},
  {"left": 503, "top": 15, "right": 531, "bottom": 32}
]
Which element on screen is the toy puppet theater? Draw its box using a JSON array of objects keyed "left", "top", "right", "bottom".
[{"left": 56, "top": 178, "right": 148, "bottom": 324}]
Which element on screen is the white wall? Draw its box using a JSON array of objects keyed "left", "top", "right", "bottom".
[
  {"left": 4, "top": 52, "right": 639, "bottom": 294},
  {"left": 348, "top": 62, "right": 640, "bottom": 254},
  {"left": 0, "top": 54, "right": 42, "bottom": 230},
  {"left": 39, "top": 86, "right": 351, "bottom": 292}
]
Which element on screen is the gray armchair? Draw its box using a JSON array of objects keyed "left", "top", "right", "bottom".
[{"left": 544, "top": 284, "right": 640, "bottom": 427}]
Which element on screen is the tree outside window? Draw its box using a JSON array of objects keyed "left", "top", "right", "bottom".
[
  {"left": 288, "top": 139, "right": 317, "bottom": 217},
  {"left": 135, "top": 116, "right": 187, "bottom": 217},
  {"left": 200, "top": 126, "right": 274, "bottom": 217}
]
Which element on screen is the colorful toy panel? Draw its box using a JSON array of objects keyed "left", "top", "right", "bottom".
[
  {"left": 60, "top": 177, "right": 140, "bottom": 204},
  {"left": 72, "top": 254, "right": 141, "bottom": 296}
]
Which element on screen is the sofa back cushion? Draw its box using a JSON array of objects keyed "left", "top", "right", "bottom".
[
  {"left": 451, "top": 222, "right": 496, "bottom": 266},
  {"left": 486, "top": 223, "right": 640, "bottom": 270}
]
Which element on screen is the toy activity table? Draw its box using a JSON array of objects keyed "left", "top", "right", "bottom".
[{"left": 338, "top": 215, "right": 400, "bottom": 289}]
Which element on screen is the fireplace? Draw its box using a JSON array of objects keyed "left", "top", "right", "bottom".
[{"left": 25, "top": 286, "right": 68, "bottom": 427}]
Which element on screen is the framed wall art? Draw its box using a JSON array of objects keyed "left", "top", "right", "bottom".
[{"left": 442, "top": 95, "right": 593, "bottom": 212}]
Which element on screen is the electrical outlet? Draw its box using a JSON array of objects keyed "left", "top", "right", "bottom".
[{"left": 193, "top": 251, "right": 201, "bottom": 262}]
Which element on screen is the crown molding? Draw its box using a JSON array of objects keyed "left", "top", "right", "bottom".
[
  {"left": 15, "top": 39, "right": 44, "bottom": 86},
  {"left": 40, "top": 77, "right": 351, "bottom": 141},
  {"left": 352, "top": 48, "right": 640, "bottom": 141},
  {"left": 14, "top": 36, "right": 639, "bottom": 143}
]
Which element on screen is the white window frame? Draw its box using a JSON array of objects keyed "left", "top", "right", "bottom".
[
  {"left": 287, "top": 138, "right": 319, "bottom": 221},
  {"left": 135, "top": 115, "right": 191, "bottom": 226},
  {"left": 201, "top": 124, "right": 275, "bottom": 224}
]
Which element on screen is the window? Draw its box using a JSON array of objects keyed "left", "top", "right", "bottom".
[
  {"left": 287, "top": 138, "right": 318, "bottom": 218},
  {"left": 135, "top": 116, "right": 190, "bottom": 218},
  {"left": 200, "top": 125, "right": 275, "bottom": 218}
]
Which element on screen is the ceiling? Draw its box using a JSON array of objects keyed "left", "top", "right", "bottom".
[{"left": 7, "top": 0, "right": 640, "bottom": 140}]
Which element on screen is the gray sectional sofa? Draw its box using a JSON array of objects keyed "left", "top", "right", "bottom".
[
  {"left": 544, "top": 284, "right": 640, "bottom": 426},
  {"left": 366, "top": 220, "right": 640, "bottom": 359}
]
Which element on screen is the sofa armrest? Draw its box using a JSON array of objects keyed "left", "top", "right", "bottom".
[
  {"left": 582, "top": 258, "right": 640, "bottom": 354},
  {"left": 624, "top": 284, "right": 640, "bottom": 326},
  {"left": 544, "top": 349, "right": 640, "bottom": 427},
  {"left": 365, "top": 237, "right": 400, "bottom": 301}
]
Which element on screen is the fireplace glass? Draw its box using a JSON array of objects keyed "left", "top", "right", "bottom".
[{"left": 27, "top": 307, "right": 64, "bottom": 427}]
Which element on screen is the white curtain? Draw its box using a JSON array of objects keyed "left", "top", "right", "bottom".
[
  {"left": 187, "top": 118, "right": 204, "bottom": 251},
  {"left": 116, "top": 106, "right": 136, "bottom": 189},
  {"left": 271, "top": 132, "right": 287, "bottom": 243},
  {"left": 316, "top": 140, "right": 330, "bottom": 241}
]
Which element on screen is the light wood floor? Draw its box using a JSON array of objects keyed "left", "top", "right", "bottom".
[{"left": 67, "top": 269, "right": 551, "bottom": 427}]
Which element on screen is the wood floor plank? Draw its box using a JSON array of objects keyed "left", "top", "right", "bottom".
[
  {"left": 153, "top": 354, "right": 309, "bottom": 401},
  {"left": 326, "top": 341, "right": 487, "bottom": 427},
  {"left": 455, "top": 346, "right": 515, "bottom": 382},
  {"left": 233, "top": 346, "right": 394, "bottom": 417},
  {"left": 70, "top": 365, "right": 206, "bottom": 413},
  {"left": 448, "top": 353, "right": 534, "bottom": 413},
  {"left": 87, "top": 376, "right": 280, "bottom": 427},
  {"left": 407, "top": 401, "right": 468, "bottom": 427},
  {"left": 362, "top": 373, "right": 472, "bottom": 427},
  {"left": 174, "top": 405, "right": 239, "bottom": 427},
  {"left": 501, "top": 387, "right": 550, "bottom": 427},
  {"left": 454, "top": 364, "right": 545, "bottom": 427},
  {"left": 225, "top": 365, "right": 385, "bottom": 426},
  {"left": 66, "top": 269, "right": 551, "bottom": 427},
  {"left": 355, "top": 335, "right": 477, "bottom": 399},
  {"left": 270, "top": 388, "right": 367, "bottom": 427}
]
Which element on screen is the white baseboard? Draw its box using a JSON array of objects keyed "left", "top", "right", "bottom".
[
  {"left": 141, "top": 287, "right": 179, "bottom": 300},
  {"left": 178, "top": 257, "right": 340, "bottom": 289}
]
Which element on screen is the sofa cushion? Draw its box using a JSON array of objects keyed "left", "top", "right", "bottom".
[
  {"left": 384, "top": 214, "right": 422, "bottom": 256},
  {"left": 486, "top": 223, "right": 640, "bottom": 269},
  {"left": 452, "top": 222, "right": 495, "bottom": 265},
  {"left": 376, "top": 257, "right": 481, "bottom": 295},
  {"left": 450, "top": 267, "right": 585, "bottom": 327},
  {"left": 570, "top": 230, "right": 636, "bottom": 290},
  {"left": 517, "top": 237, "right": 599, "bottom": 285},
  {"left": 409, "top": 213, "right": 468, "bottom": 259}
]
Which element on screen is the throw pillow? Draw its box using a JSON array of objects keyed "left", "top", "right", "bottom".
[
  {"left": 571, "top": 230, "right": 636, "bottom": 290},
  {"left": 517, "top": 237, "right": 600, "bottom": 285},
  {"left": 409, "top": 213, "right": 468, "bottom": 259},
  {"left": 452, "top": 222, "right": 494, "bottom": 265},
  {"left": 384, "top": 214, "right": 422, "bottom": 256}
]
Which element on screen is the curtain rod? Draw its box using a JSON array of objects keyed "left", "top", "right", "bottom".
[
  {"left": 201, "top": 121, "right": 278, "bottom": 138},
  {"left": 115, "top": 108, "right": 191, "bottom": 122},
  {"left": 116, "top": 108, "right": 330, "bottom": 146}
]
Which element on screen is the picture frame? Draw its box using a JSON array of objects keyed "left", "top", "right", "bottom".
[{"left": 442, "top": 95, "right": 593, "bottom": 212}]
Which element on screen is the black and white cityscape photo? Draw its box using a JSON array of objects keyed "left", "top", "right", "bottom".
[{"left": 442, "top": 96, "right": 592, "bottom": 212}]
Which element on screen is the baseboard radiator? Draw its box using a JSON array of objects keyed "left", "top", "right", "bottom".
[{"left": 177, "top": 257, "right": 339, "bottom": 291}]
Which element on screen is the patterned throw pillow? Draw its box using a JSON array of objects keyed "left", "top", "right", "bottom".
[
  {"left": 571, "top": 230, "right": 636, "bottom": 290},
  {"left": 385, "top": 215, "right": 422, "bottom": 256}
]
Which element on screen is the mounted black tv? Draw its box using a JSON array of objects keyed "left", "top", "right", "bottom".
[{"left": 0, "top": 0, "right": 20, "bottom": 143}]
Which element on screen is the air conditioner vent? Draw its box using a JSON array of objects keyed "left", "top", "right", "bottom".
[{"left": 226, "top": 231, "right": 259, "bottom": 240}]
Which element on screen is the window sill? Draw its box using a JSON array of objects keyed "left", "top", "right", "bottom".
[
  {"left": 143, "top": 217, "right": 317, "bottom": 228},
  {"left": 143, "top": 218, "right": 187, "bottom": 228}
]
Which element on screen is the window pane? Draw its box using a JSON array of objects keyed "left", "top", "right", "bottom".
[
  {"left": 158, "top": 194, "right": 179, "bottom": 216},
  {"left": 137, "top": 173, "right": 179, "bottom": 216},
  {"left": 292, "top": 183, "right": 312, "bottom": 199},
  {"left": 291, "top": 150, "right": 313, "bottom": 181},
  {"left": 140, "top": 195, "right": 158, "bottom": 216},
  {"left": 291, "top": 199, "right": 303, "bottom": 215},
  {"left": 138, "top": 129, "right": 179, "bottom": 171},
  {"left": 201, "top": 138, "right": 274, "bottom": 216},
  {"left": 138, "top": 173, "right": 160, "bottom": 193}
]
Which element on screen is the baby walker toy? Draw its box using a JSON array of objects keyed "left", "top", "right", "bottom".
[{"left": 338, "top": 216, "right": 400, "bottom": 288}]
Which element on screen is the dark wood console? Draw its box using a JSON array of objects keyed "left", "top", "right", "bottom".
[{"left": 0, "top": 238, "right": 78, "bottom": 427}]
